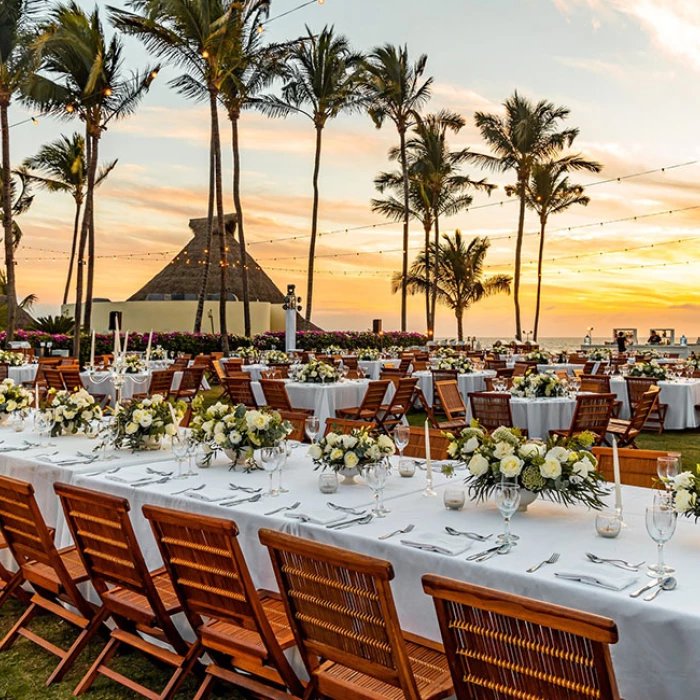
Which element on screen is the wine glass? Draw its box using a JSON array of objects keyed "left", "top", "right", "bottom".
[
  {"left": 393, "top": 424, "right": 410, "bottom": 469},
  {"left": 260, "top": 446, "right": 283, "bottom": 497},
  {"left": 304, "top": 416, "right": 320, "bottom": 444},
  {"left": 35, "top": 411, "right": 55, "bottom": 447},
  {"left": 646, "top": 498, "right": 677, "bottom": 576},
  {"left": 494, "top": 478, "right": 521, "bottom": 544},
  {"left": 657, "top": 455, "right": 680, "bottom": 489},
  {"left": 184, "top": 438, "right": 198, "bottom": 476},
  {"left": 171, "top": 435, "right": 189, "bottom": 479},
  {"left": 277, "top": 440, "right": 290, "bottom": 493},
  {"left": 365, "top": 461, "right": 390, "bottom": 517}
]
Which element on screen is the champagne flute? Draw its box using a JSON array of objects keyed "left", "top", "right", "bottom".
[
  {"left": 657, "top": 455, "right": 680, "bottom": 490},
  {"left": 171, "top": 435, "right": 189, "bottom": 479},
  {"left": 304, "top": 416, "right": 320, "bottom": 444},
  {"left": 646, "top": 498, "right": 677, "bottom": 576},
  {"left": 494, "top": 478, "right": 521, "bottom": 544},
  {"left": 393, "top": 424, "right": 410, "bottom": 470},
  {"left": 184, "top": 438, "right": 197, "bottom": 476}
]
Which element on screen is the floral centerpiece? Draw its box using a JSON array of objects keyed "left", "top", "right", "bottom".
[
  {"left": 113, "top": 394, "right": 182, "bottom": 450},
  {"left": 44, "top": 388, "right": 103, "bottom": 436},
  {"left": 356, "top": 348, "right": 381, "bottom": 361},
  {"left": 292, "top": 359, "right": 342, "bottom": 384},
  {"left": 435, "top": 347, "right": 457, "bottom": 357},
  {"left": 640, "top": 349, "right": 661, "bottom": 360},
  {"left": 0, "top": 350, "right": 25, "bottom": 366},
  {"left": 587, "top": 349, "right": 612, "bottom": 361},
  {"left": 123, "top": 355, "right": 147, "bottom": 374},
  {"left": 264, "top": 350, "right": 290, "bottom": 364},
  {"left": 511, "top": 371, "right": 567, "bottom": 398},
  {"left": 150, "top": 345, "right": 167, "bottom": 360},
  {"left": 309, "top": 427, "right": 395, "bottom": 480},
  {"left": 447, "top": 425, "right": 608, "bottom": 509},
  {"left": 629, "top": 361, "right": 667, "bottom": 380},
  {"left": 233, "top": 346, "right": 258, "bottom": 361},
  {"left": 384, "top": 345, "right": 402, "bottom": 358},
  {"left": 524, "top": 349, "right": 551, "bottom": 363},
  {"left": 434, "top": 356, "right": 473, "bottom": 373},
  {"left": 322, "top": 345, "right": 344, "bottom": 356},
  {"left": 190, "top": 401, "right": 291, "bottom": 464},
  {"left": 0, "top": 379, "right": 32, "bottom": 419},
  {"left": 669, "top": 469, "right": 700, "bottom": 517}
]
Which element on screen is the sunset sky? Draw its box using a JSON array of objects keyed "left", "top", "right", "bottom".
[{"left": 10, "top": 0, "right": 700, "bottom": 339}]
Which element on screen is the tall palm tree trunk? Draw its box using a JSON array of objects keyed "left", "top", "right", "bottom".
[
  {"left": 423, "top": 221, "right": 431, "bottom": 333},
  {"left": 194, "top": 131, "right": 215, "bottom": 333},
  {"left": 84, "top": 176, "right": 96, "bottom": 332},
  {"left": 210, "top": 90, "right": 229, "bottom": 354},
  {"left": 73, "top": 125, "right": 99, "bottom": 357},
  {"left": 194, "top": 129, "right": 216, "bottom": 333},
  {"left": 430, "top": 211, "right": 440, "bottom": 337},
  {"left": 62, "top": 198, "right": 82, "bottom": 306},
  {"left": 231, "top": 111, "right": 251, "bottom": 337},
  {"left": 398, "top": 127, "right": 409, "bottom": 332},
  {"left": 305, "top": 125, "right": 323, "bottom": 323},
  {"left": 456, "top": 308, "right": 464, "bottom": 342},
  {"left": 0, "top": 100, "right": 16, "bottom": 347},
  {"left": 513, "top": 175, "right": 527, "bottom": 341},
  {"left": 533, "top": 216, "right": 547, "bottom": 342}
]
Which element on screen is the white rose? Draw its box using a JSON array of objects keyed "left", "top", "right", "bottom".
[
  {"left": 330, "top": 448, "right": 344, "bottom": 461},
  {"left": 493, "top": 441, "right": 515, "bottom": 459},
  {"left": 540, "top": 458, "right": 562, "bottom": 480},
  {"left": 674, "top": 472, "right": 695, "bottom": 490},
  {"left": 125, "top": 422, "right": 139, "bottom": 435},
  {"left": 468, "top": 453, "right": 490, "bottom": 477},
  {"left": 500, "top": 454, "right": 524, "bottom": 477},
  {"left": 519, "top": 443, "right": 543, "bottom": 459},
  {"left": 545, "top": 446, "right": 569, "bottom": 463},
  {"left": 228, "top": 431, "right": 242, "bottom": 445},
  {"left": 308, "top": 444, "right": 323, "bottom": 460},
  {"left": 462, "top": 436, "right": 479, "bottom": 454},
  {"left": 252, "top": 413, "right": 270, "bottom": 430},
  {"left": 344, "top": 451, "right": 359, "bottom": 469},
  {"left": 165, "top": 423, "right": 177, "bottom": 436},
  {"left": 139, "top": 414, "right": 153, "bottom": 429},
  {"left": 81, "top": 410, "right": 93, "bottom": 422},
  {"left": 326, "top": 433, "right": 339, "bottom": 447},
  {"left": 5, "top": 400, "right": 16, "bottom": 412},
  {"left": 377, "top": 434, "right": 395, "bottom": 453},
  {"left": 63, "top": 409, "right": 76, "bottom": 420},
  {"left": 675, "top": 489, "right": 696, "bottom": 514},
  {"left": 342, "top": 435, "right": 358, "bottom": 449},
  {"left": 572, "top": 460, "right": 593, "bottom": 478}
]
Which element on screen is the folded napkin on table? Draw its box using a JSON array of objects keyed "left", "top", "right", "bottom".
[
  {"left": 285, "top": 508, "right": 346, "bottom": 525},
  {"left": 401, "top": 532, "right": 474, "bottom": 556},
  {"left": 555, "top": 562, "right": 639, "bottom": 591},
  {"left": 186, "top": 487, "right": 236, "bottom": 503}
]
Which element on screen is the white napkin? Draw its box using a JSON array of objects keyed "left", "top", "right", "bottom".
[
  {"left": 555, "top": 562, "right": 639, "bottom": 591},
  {"left": 285, "top": 508, "right": 346, "bottom": 525},
  {"left": 401, "top": 532, "right": 474, "bottom": 556},
  {"left": 187, "top": 487, "right": 235, "bottom": 503}
]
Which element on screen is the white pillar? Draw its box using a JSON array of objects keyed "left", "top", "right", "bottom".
[{"left": 284, "top": 284, "right": 300, "bottom": 354}]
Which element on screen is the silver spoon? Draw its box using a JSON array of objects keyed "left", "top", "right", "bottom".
[
  {"left": 378, "top": 524, "right": 415, "bottom": 541},
  {"left": 265, "top": 501, "right": 300, "bottom": 516},
  {"left": 475, "top": 543, "right": 513, "bottom": 562},
  {"left": 327, "top": 502, "right": 365, "bottom": 515},
  {"left": 585, "top": 552, "right": 644, "bottom": 571},
  {"left": 220, "top": 493, "right": 263, "bottom": 507},
  {"left": 644, "top": 576, "right": 677, "bottom": 601},
  {"left": 147, "top": 467, "right": 173, "bottom": 477},
  {"left": 171, "top": 483, "right": 205, "bottom": 495},
  {"left": 329, "top": 513, "right": 374, "bottom": 530},
  {"left": 445, "top": 526, "right": 492, "bottom": 541},
  {"left": 630, "top": 577, "right": 667, "bottom": 598},
  {"left": 229, "top": 483, "right": 262, "bottom": 494}
]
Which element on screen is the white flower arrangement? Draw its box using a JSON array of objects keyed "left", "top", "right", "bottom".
[
  {"left": 292, "top": 359, "right": 342, "bottom": 384},
  {"left": 264, "top": 350, "right": 290, "bottom": 364},
  {"left": 322, "top": 345, "right": 344, "bottom": 356},
  {"left": 628, "top": 361, "right": 667, "bottom": 380},
  {"left": 233, "top": 346, "right": 258, "bottom": 360},
  {"left": 356, "top": 348, "right": 380, "bottom": 361},
  {"left": 113, "top": 394, "right": 183, "bottom": 450},
  {"left": 433, "top": 356, "right": 474, "bottom": 373},
  {"left": 447, "top": 426, "right": 608, "bottom": 508},
  {"left": 524, "top": 349, "right": 551, "bottom": 363},
  {"left": 435, "top": 347, "right": 457, "bottom": 357},
  {"left": 123, "top": 355, "right": 147, "bottom": 374},
  {"left": 0, "top": 350, "right": 25, "bottom": 366},
  {"left": 510, "top": 371, "right": 567, "bottom": 398},
  {"left": 669, "top": 469, "right": 700, "bottom": 518},
  {"left": 586, "top": 349, "right": 612, "bottom": 361},
  {"left": 309, "top": 427, "right": 395, "bottom": 472},
  {"left": 45, "top": 388, "right": 103, "bottom": 436},
  {"left": 150, "top": 345, "right": 167, "bottom": 360},
  {"left": 0, "top": 379, "right": 32, "bottom": 416}
]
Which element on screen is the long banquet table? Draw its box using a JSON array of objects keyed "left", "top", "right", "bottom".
[
  {"left": 0, "top": 425, "right": 699, "bottom": 699},
  {"left": 413, "top": 370, "right": 496, "bottom": 408}
]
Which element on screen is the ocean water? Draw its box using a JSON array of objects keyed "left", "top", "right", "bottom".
[{"left": 437, "top": 337, "right": 609, "bottom": 352}]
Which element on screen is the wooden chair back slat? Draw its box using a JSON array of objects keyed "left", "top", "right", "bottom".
[
  {"left": 484, "top": 377, "right": 514, "bottom": 391},
  {"left": 592, "top": 447, "right": 672, "bottom": 488},
  {"left": 44, "top": 368, "right": 66, "bottom": 392},
  {"left": 423, "top": 575, "right": 621, "bottom": 700},
  {"left": 565, "top": 393, "right": 615, "bottom": 443},
  {"left": 0, "top": 364, "right": 8, "bottom": 381},
  {"left": 580, "top": 374, "right": 611, "bottom": 393},
  {"left": 260, "top": 379, "right": 293, "bottom": 412},
  {"left": 173, "top": 367, "right": 205, "bottom": 401},
  {"left": 223, "top": 358, "right": 244, "bottom": 376},
  {"left": 430, "top": 369, "right": 458, "bottom": 410},
  {"left": 436, "top": 380, "right": 467, "bottom": 422},
  {"left": 469, "top": 392, "right": 514, "bottom": 431},
  {"left": 512, "top": 362, "right": 538, "bottom": 377},
  {"left": 404, "top": 427, "right": 450, "bottom": 460},
  {"left": 148, "top": 369, "right": 174, "bottom": 398},
  {"left": 353, "top": 380, "right": 391, "bottom": 419},
  {"left": 625, "top": 376, "right": 658, "bottom": 406},
  {"left": 628, "top": 387, "right": 660, "bottom": 433},
  {"left": 221, "top": 376, "right": 258, "bottom": 409},
  {"left": 324, "top": 418, "right": 377, "bottom": 436}
]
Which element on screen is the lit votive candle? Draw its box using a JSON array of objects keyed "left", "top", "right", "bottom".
[
  {"left": 398, "top": 459, "right": 416, "bottom": 478},
  {"left": 595, "top": 510, "right": 622, "bottom": 538},
  {"left": 318, "top": 471, "right": 339, "bottom": 494},
  {"left": 443, "top": 487, "right": 466, "bottom": 511}
]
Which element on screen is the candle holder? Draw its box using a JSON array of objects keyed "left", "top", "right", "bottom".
[
  {"left": 595, "top": 510, "right": 623, "bottom": 538},
  {"left": 422, "top": 473, "right": 437, "bottom": 497}
]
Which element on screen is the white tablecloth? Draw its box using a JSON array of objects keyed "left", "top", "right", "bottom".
[
  {"left": 81, "top": 371, "right": 151, "bottom": 404},
  {"left": 9, "top": 365, "right": 38, "bottom": 385},
  {"left": 242, "top": 364, "right": 267, "bottom": 381},
  {"left": 506, "top": 362, "right": 587, "bottom": 374},
  {"left": 610, "top": 377, "right": 700, "bottom": 430},
  {"left": 509, "top": 396, "right": 576, "bottom": 439},
  {"left": 251, "top": 379, "right": 378, "bottom": 427},
  {"left": 413, "top": 370, "right": 496, "bottom": 407},
  {"left": 357, "top": 359, "right": 402, "bottom": 380}
]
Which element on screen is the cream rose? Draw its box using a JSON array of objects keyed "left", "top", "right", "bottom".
[
  {"left": 500, "top": 454, "right": 524, "bottom": 477},
  {"left": 540, "top": 458, "right": 562, "bottom": 480},
  {"left": 493, "top": 441, "right": 515, "bottom": 459},
  {"left": 308, "top": 444, "right": 323, "bottom": 460},
  {"left": 468, "top": 453, "right": 490, "bottom": 477},
  {"left": 344, "top": 451, "right": 359, "bottom": 469},
  {"left": 675, "top": 489, "right": 696, "bottom": 514}
]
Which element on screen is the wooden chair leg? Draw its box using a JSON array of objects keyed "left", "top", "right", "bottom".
[
  {"left": 159, "top": 641, "right": 202, "bottom": 700},
  {"left": 73, "top": 634, "right": 120, "bottom": 696},
  {"left": 0, "top": 601, "right": 38, "bottom": 652},
  {"left": 0, "top": 571, "right": 30, "bottom": 608},
  {"left": 193, "top": 672, "right": 217, "bottom": 700}
]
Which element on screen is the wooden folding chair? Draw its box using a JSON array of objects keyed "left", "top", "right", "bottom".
[
  {"left": 607, "top": 386, "right": 660, "bottom": 448},
  {"left": 144, "top": 505, "right": 304, "bottom": 700},
  {"left": 336, "top": 380, "right": 390, "bottom": 422},
  {"left": 259, "top": 379, "right": 313, "bottom": 416},
  {"left": 580, "top": 374, "right": 622, "bottom": 417},
  {"left": 43, "top": 368, "right": 66, "bottom": 393},
  {"left": 132, "top": 369, "right": 174, "bottom": 401},
  {"left": 625, "top": 377, "right": 667, "bottom": 434},
  {"left": 469, "top": 391, "right": 518, "bottom": 433},
  {"left": 423, "top": 575, "right": 622, "bottom": 700},
  {"left": 61, "top": 367, "right": 109, "bottom": 408},
  {"left": 404, "top": 427, "right": 450, "bottom": 460},
  {"left": 259, "top": 529, "right": 452, "bottom": 700},
  {"left": 268, "top": 363, "right": 290, "bottom": 379},
  {"left": 512, "top": 361, "right": 538, "bottom": 377},
  {"left": 171, "top": 366, "right": 206, "bottom": 403},
  {"left": 0, "top": 363, "right": 8, "bottom": 381},
  {"left": 550, "top": 393, "right": 615, "bottom": 444},
  {"left": 220, "top": 375, "right": 259, "bottom": 409},
  {"left": 0, "top": 475, "right": 105, "bottom": 686},
  {"left": 484, "top": 376, "right": 514, "bottom": 391},
  {"left": 54, "top": 483, "right": 199, "bottom": 699},
  {"left": 341, "top": 355, "right": 358, "bottom": 370},
  {"left": 430, "top": 369, "right": 458, "bottom": 413},
  {"left": 592, "top": 447, "right": 673, "bottom": 488},
  {"left": 324, "top": 417, "right": 377, "bottom": 436},
  {"left": 435, "top": 380, "right": 468, "bottom": 431},
  {"left": 376, "top": 377, "right": 419, "bottom": 433}
]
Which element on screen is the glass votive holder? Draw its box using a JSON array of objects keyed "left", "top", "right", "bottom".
[
  {"left": 595, "top": 510, "right": 622, "bottom": 538},
  {"left": 195, "top": 447, "right": 211, "bottom": 469},
  {"left": 443, "top": 487, "right": 466, "bottom": 511},
  {"left": 12, "top": 415, "right": 25, "bottom": 433},
  {"left": 318, "top": 471, "right": 339, "bottom": 494},
  {"left": 398, "top": 459, "right": 415, "bottom": 478}
]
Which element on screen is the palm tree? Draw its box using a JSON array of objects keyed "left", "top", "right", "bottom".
[
  {"left": 258, "top": 25, "right": 366, "bottom": 323},
  {"left": 21, "top": 133, "right": 117, "bottom": 305},
  {"left": 0, "top": 169, "right": 33, "bottom": 248},
  {"left": 28, "top": 2, "right": 156, "bottom": 356},
  {"left": 0, "top": 267, "right": 36, "bottom": 330},
  {"left": 112, "top": 0, "right": 245, "bottom": 352},
  {"left": 466, "top": 92, "right": 579, "bottom": 341},
  {"left": 0, "top": 0, "right": 38, "bottom": 346},
  {"left": 394, "top": 232, "right": 511, "bottom": 341},
  {"left": 364, "top": 44, "right": 432, "bottom": 332},
  {"left": 524, "top": 155, "right": 601, "bottom": 341},
  {"left": 397, "top": 110, "right": 495, "bottom": 336}
]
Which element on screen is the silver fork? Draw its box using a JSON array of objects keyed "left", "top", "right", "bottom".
[
  {"left": 526, "top": 552, "right": 560, "bottom": 573},
  {"left": 445, "top": 526, "right": 492, "bottom": 541},
  {"left": 147, "top": 467, "right": 173, "bottom": 477},
  {"left": 171, "top": 483, "right": 205, "bottom": 496},
  {"left": 327, "top": 502, "right": 365, "bottom": 515},
  {"left": 265, "top": 501, "right": 300, "bottom": 516},
  {"left": 378, "top": 524, "right": 415, "bottom": 541},
  {"left": 229, "top": 483, "right": 262, "bottom": 494},
  {"left": 83, "top": 465, "right": 122, "bottom": 478}
]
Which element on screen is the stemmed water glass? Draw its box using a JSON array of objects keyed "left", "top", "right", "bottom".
[
  {"left": 646, "top": 493, "right": 677, "bottom": 576},
  {"left": 494, "top": 478, "right": 521, "bottom": 544},
  {"left": 35, "top": 411, "right": 55, "bottom": 447},
  {"left": 305, "top": 416, "right": 320, "bottom": 444},
  {"left": 657, "top": 455, "right": 680, "bottom": 490},
  {"left": 260, "top": 445, "right": 284, "bottom": 497},
  {"left": 365, "top": 460, "right": 390, "bottom": 517},
  {"left": 393, "top": 424, "right": 410, "bottom": 470},
  {"left": 171, "top": 435, "right": 189, "bottom": 479},
  {"left": 184, "top": 438, "right": 198, "bottom": 477}
]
